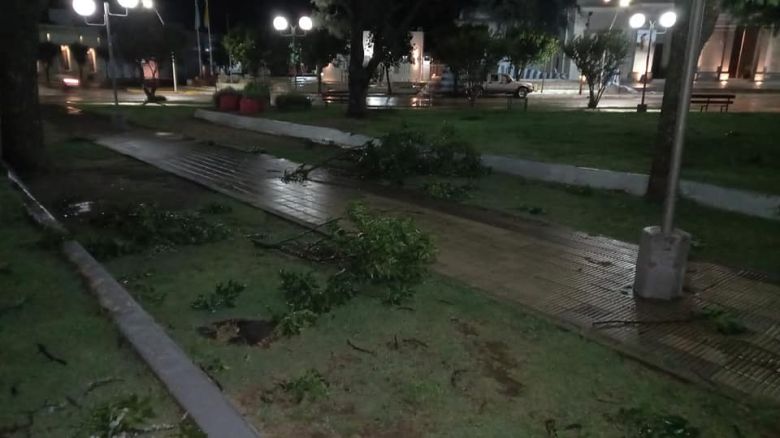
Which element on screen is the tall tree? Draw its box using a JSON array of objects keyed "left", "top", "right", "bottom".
[
  {"left": 38, "top": 41, "right": 60, "bottom": 85},
  {"left": 433, "top": 25, "right": 505, "bottom": 102},
  {"left": 645, "top": 0, "right": 779, "bottom": 201},
  {"left": 300, "top": 28, "right": 347, "bottom": 94},
  {"left": 371, "top": 31, "right": 413, "bottom": 95},
  {"left": 476, "top": 0, "right": 577, "bottom": 33},
  {"left": 69, "top": 41, "right": 90, "bottom": 83},
  {"left": 0, "top": 0, "right": 44, "bottom": 170},
  {"left": 222, "top": 26, "right": 261, "bottom": 75},
  {"left": 563, "top": 30, "right": 629, "bottom": 109},
  {"left": 312, "top": 0, "right": 426, "bottom": 117},
  {"left": 505, "top": 26, "right": 559, "bottom": 79}
]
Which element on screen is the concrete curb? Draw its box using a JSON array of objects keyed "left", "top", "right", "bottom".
[
  {"left": 194, "top": 109, "right": 780, "bottom": 221},
  {"left": 6, "top": 169, "right": 261, "bottom": 438}
]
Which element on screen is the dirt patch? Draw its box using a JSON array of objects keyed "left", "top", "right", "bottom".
[
  {"left": 478, "top": 340, "right": 523, "bottom": 397},
  {"left": 197, "top": 319, "right": 276, "bottom": 346},
  {"left": 452, "top": 318, "right": 523, "bottom": 398}
]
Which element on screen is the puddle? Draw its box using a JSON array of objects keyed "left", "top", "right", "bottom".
[
  {"left": 197, "top": 319, "right": 276, "bottom": 346},
  {"left": 60, "top": 201, "right": 95, "bottom": 218}
]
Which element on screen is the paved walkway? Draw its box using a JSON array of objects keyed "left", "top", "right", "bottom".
[{"left": 97, "top": 130, "right": 780, "bottom": 403}]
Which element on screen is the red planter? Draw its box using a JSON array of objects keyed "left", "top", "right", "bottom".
[
  {"left": 218, "top": 94, "right": 240, "bottom": 111},
  {"left": 239, "top": 97, "right": 267, "bottom": 115}
]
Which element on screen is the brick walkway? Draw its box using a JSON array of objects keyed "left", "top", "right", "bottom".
[{"left": 97, "top": 131, "right": 780, "bottom": 403}]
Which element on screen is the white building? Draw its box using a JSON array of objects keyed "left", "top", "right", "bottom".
[
  {"left": 321, "top": 30, "right": 431, "bottom": 84},
  {"left": 572, "top": 0, "right": 780, "bottom": 84}
]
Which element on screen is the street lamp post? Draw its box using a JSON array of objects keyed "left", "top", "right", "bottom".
[
  {"left": 72, "top": 0, "right": 159, "bottom": 123},
  {"left": 273, "top": 16, "right": 313, "bottom": 90},
  {"left": 633, "top": 0, "right": 706, "bottom": 301},
  {"left": 629, "top": 10, "right": 677, "bottom": 112}
]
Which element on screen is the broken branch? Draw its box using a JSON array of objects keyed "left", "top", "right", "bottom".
[{"left": 347, "top": 339, "right": 376, "bottom": 356}]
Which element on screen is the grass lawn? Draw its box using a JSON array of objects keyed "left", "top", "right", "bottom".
[
  {"left": 81, "top": 103, "right": 780, "bottom": 195},
  {"left": 408, "top": 173, "right": 780, "bottom": 275},
  {"left": 0, "top": 178, "right": 181, "bottom": 436},
  {"left": 23, "top": 138, "right": 780, "bottom": 437},
  {"left": 73, "top": 104, "right": 780, "bottom": 273}
]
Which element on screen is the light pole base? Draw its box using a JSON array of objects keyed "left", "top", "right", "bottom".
[
  {"left": 633, "top": 226, "right": 691, "bottom": 301},
  {"left": 636, "top": 103, "right": 648, "bottom": 113}
]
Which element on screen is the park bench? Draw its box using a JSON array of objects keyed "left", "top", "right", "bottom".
[
  {"left": 321, "top": 90, "right": 432, "bottom": 109},
  {"left": 690, "top": 93, "right": 736, "bottom": 112}
]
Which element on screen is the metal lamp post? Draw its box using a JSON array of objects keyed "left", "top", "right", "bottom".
[
  {"left": 71, "top": 0, "right": 160, "bottom": 123},
  {"left": 633, "top": 0, "right": 706, "bottom": 301},
  {"left": 273, "top": 16, "right": 313, "bottom": 90},
  {"left": 630, "top": 10, "right": 677, "bottom": 112}
]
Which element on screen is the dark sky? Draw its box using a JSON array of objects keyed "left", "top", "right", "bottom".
[{"left": 158, "top": 0, "right": 312, "bottom": 34}]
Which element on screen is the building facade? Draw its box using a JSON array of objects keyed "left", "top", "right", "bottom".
[{"left": 573, "top": 0, "right": 780, "bottom": 84}]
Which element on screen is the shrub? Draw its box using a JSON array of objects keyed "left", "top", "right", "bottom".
[
  {"left": 275, "top": 93, "right": 312, "bottom": 111},
  {"left": 91, "top": 203, "right": 229, "bottom": 249},
  {"left": 191, "top": 280, "right": 246, "bottom": 312},
  {"left": 332, "top": 202, "right": 435, "bottom": 289},
  {"left": 355, "top": 125, "right": 488, "bottom": 182},
  {"left": 423, "top": 181, "right": 473, "bottom": 201},
  {"left": 81, "top": 395, "right": 155, "bottom": 437},
  {"left": 275, "top": 309, "right": 318, "bottom": 336},
  {"left": 212, "top": 87, "right": 240, "bottom": 107},
  {"left": 242, "top": 80, "right": 270, "bottom": 101},
  {"left": 281, "top": 369, "right": 329, "bottom": 403}
]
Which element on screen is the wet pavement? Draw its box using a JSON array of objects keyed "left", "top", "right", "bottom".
[
  {"left": 40, "top": 85, "right": 780, "bottom": 112},
  {"left": 96, "top": 130, "right": 780, "bottom": 403}
]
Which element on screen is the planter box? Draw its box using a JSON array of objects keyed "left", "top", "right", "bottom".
[
  {"left": 239, "top": 97, "right": 267, "bottom": 115},
  {"left": 218, "top": 94, "right": 240, "bottom": 111}
]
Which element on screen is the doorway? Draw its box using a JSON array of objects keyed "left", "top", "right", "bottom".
[{"left": 728, "top": 26, "right": 760, "bottom": 79}]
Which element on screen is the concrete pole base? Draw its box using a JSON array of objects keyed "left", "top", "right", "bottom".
[{"left": 633, "top": 226, "right": 691, "bottom": 300}]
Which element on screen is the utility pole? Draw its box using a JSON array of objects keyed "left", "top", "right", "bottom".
[
  {"left": 633, "top": 0, "right": 706, "bottom": 300},
  {"left": 194, "top": 0, "right": 203, "bottom": 76}
]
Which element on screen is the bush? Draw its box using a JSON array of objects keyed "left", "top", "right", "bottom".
[
  {"left": 242, "top": 80, "right": 270, "bottom": 101},
  {"left": 333, "top": 203, "right": 435, "bottom": 289},
  {"left": 356, "top": 125, "right": 488, "bottom": 182},
  {"left": 212, "top": 87, "right": 240, "bottom": 107},
  {"left": 191, "top": 280, "right": 246, "bottom": 312},
  {"left": 275, "top": 93, "right": 312, "bottom": 111}
]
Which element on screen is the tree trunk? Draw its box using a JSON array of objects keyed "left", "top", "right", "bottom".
[
  {"left": 645, "top": 0, "right": 720, "bottom": 202},
  {"left": 45, "top": 64, "right": 51, "bottom": 85},
  {"left": 0, "top": 0, "right": 44, "bottom": 171},
  {"left": 316, "top": 64, "right": 323, "bottom": 95},
  {"left": 452, "top": 71, "right": 459, "bottom": 97},
  {"left": 386, "top": 66, "right": 392, "bottom": 95},
  {"left": 346, "top": 16, "right": 369, "bottom": 117}
]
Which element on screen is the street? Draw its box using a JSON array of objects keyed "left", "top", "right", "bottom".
[{"left": 40, "top": 84, "right": 780, "bottom": 112}]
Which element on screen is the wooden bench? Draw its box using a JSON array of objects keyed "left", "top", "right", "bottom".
[
  {"left": 321, "top": 91, "right": 432, "bottom": 109},
  {"left": 690, "top": 93, "right": 736, "bottom": 112}
]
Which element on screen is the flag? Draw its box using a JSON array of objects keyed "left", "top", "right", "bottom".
[
  {"left": 203, "top": 0, "right": 210, "bottom": 29},
  {"left": 194, "top": 0, "right": 200, "bottom": 30}
]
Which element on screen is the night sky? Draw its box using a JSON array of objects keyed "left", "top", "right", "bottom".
[{"left": 158, "top": 0, "right": 312, "bottom": 34}]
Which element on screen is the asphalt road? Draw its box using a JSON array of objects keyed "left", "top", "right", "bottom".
[{"left": 39, "top": 85, "right": 780, "bottom": 112}]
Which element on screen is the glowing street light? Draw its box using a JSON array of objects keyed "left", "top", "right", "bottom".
[
  {"left": 117, "top": 0, "right": 139, "bottom": 8},
  {"left": 273, "top": 15, "right": 313, "bottom": 89},
  {"left": 72, "top": 0, "right": 97, "bottom": 16},
  {"left": 72, "top": 0, "right": 160, "bottom": 124},
  {"left": 273, "top": 16, "right": 289, "bottom": 31},
  {"left": 298, "top": 16, "right": 313, "bottom": 31},
  {"left": 629, "top": 10, "right": 677, "bottom": 112}
]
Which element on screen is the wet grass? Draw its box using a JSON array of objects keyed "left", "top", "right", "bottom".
[
  {"left": 79, "top": 103, "right": 780, "bottom": 195},
  {"left": 261, "top": 106, "right": 780, "bottom": 195},
  {"left": 22, "top": 139, "right": 780, "bottom": 437},
  {"left": 0, "top": 179, "right": 179, "bottom": 436},
  {"left": 68, "top": 104, "right": 780, "bottom": 273},
  {"left": 406, "top": 173, "right": 780, "bottom": 275}
]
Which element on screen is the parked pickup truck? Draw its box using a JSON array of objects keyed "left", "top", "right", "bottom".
[{"left": 474, "top": 73, "right": 534, "bottom": 98}]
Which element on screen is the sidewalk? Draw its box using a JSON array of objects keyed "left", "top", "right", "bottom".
[{"left": 97, "top": 130, "right": 780, "bottom": 403}]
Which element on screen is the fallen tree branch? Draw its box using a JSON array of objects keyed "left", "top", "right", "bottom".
[
  {"left": 592, "top": 318, "right": 693, "bottom": 329},
  {"left": 36, "top": 343, "right": 67, "bottom": 366},
  {"left": 83, "top": 377, "right": 123, "bottom": 396},
  {"left": 347, "top": 339, "right": 376, "bottom": 356},
  {"left": 281, "top": 148, "right": 362, "bottom": 183}
]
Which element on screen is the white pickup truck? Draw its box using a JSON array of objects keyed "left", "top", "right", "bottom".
[{"left": 474, "top": 73, "right": 534, "bottom": 98}]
